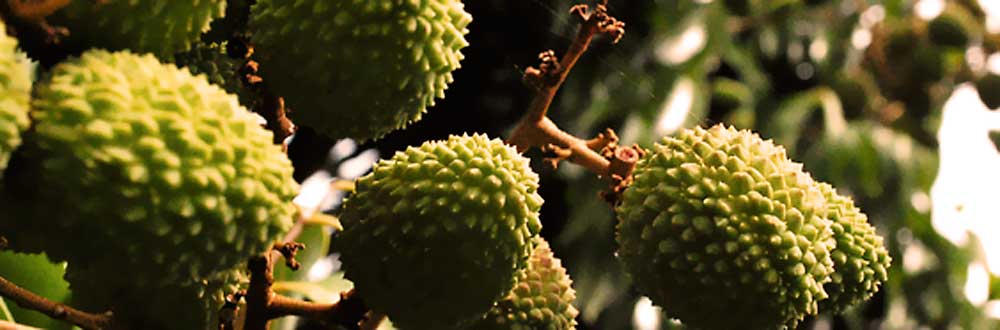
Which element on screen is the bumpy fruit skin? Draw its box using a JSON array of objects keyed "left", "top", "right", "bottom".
[
  {"left": 175, "top": 42, "right": 254, "bottom": 108},
  {"left": 472, "top": 238, "right": 579, "bottom": 330},
  {"left": 816, "top": 183, "right": 890, "bottom": 314},
  {"left": 250, "top": 0, "right": 472, "bottom": 141},
  {"left": 51, "top": 1, "right": 225, "bottom": 58},
  {"left": 336, "top": 134, "right": 543, "bottom": 329},
  {"left": 66, "top": 265, "right": 244, "bottom": 330},
  {"left": 0, "top": 22, "right": 32, "bottom": 177},
  {"left": 615, "top": 125, "right": 836, "bottom": 330},
  {"left": 23, "top": 50, "right": 297, "bottom": 286}
]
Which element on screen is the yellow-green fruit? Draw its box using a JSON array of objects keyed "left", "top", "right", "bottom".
[
  {"left": 0, "top": 21, "right": 32, "bottom": 178},
  {"left": 336, "top": 134, "right": 543, "bottom": 329},
  {"left": 66, "top": 265, "right": 243, "bottom": 330},
  {"left": 50, "top": 1, "right": 225, "bottom": 58},
  {"left": 472, "top": 238, "right": 579, "bottom": 330},
  {"left": 816, "top": 183, "right": 890, "bottom": 314},
  {"left": 250, "top": 0, "right": 472, "bottom": 141},
  {"left": 18, "top": 50, "right": 297, "bottom": 287},
  {"left": 175, "top": 42, "right": 254, "bottom": 108},
  {"left": 616, "top": 125, "right": 836, "bottom": 330},
  {"left": 927, "top": 5, "right": 980, "bottom": 48}
]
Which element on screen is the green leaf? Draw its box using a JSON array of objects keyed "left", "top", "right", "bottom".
[
  {"left": 0, "top": 251, "right": 72, "bottom": 330},
  {"left": 272, "top": 272, "right": 354, "bottom": 304},
  {"left": 766, "top": 86, "right": 845, "bottom": 152}
]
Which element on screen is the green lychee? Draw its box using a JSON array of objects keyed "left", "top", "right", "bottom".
[
  {"left": 336, "top": 134, "right": 543, "bottom": 329},
  {"left": 174, "top": 42, "right": 254, "bottom": 108},
  {"left": 615, "top": 124, "right": 836, "bottom": 330},
  {"left": 0, "top": 21, "right": 32, "bottom": 178},
  {"left": 50, "top": 0, "right": 225, "bottom": 58},
  {"left": 13, "top": 50, "right": 297, "bottom": 287},
  {"left": 66, "top": 265, "right": 244, "bottom": 330},
  {"left": 249, "top": 0, "right": 472, "bottom": 141},
  {"left": 816, "top": 183, "right": 890, "bottom": 314},
  {"left": 472, "top": 237, "right": 579, "bottom": 330}
]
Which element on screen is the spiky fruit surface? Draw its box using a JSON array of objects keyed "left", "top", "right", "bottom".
[
  {"left": 66, "top": 265, "right": 243, "bottom": 330},
  {"left": 175, "top": 42, "right": 254, "bottom": 108},
  {"left": 18, "top": 50, "right": 297, "bottom": 286},
  {"left": 336, "top": 134, "right": 543, "bottom": 329},
  {"left": 472, "top": 238, "right": 579, "bottom": 330},
  {"left": 50, "top": 1, "right": 225, "bottom": 58},
  {"left": 250, "top": 0, "right": 472, "bottom": 141},
  {"left": 616, "top": 125, "right": 836, "bottom": 330},
  {"left": 0, "top": 22, "right": 32, "bottom": 178},
  {"left": 817, "top": 183, "right": 890, "bottom": 314}
]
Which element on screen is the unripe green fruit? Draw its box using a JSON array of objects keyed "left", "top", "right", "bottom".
[
  {"left": 19, "top": 50, "right": 297, "bottom": 286},
  {"left": 816, "top": 183, "right": 890, "bottom": 314},
  {"left": 250, "top": 0, "right": 472, "bottom": 141},
  {"left": 0, "top": 21, "right": 32, "bottom": 178},
  {"left": 66, "top": 265, "right": 243, "bottom": 330},
  {"left": 472, "top": 238, "right": 579, "bottom": 330},
  {"left": 175, "top": 42, "right": 254, "bottom": 108},
  {"left": 976, "top": 73, "right": 1000, "bottom": 109},
  {"left": 50, "top": 0, "right": 225, "bottom": 58},
  {"left": 928, "top": 5, "right": 980, "bottom": 48},
  {"left": 336, "top": 134, "right": 543, "bottom": 329},
  {"left": 616, "top": 124, "right": 836, "bottom": 330}
]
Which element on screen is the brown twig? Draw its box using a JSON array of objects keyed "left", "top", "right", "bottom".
[
  {"left": 506, "top": 0, "right": 638, "bottom": 203},
  {"left": 6, "top": 0, "right": 70, "bottom": 20},
  {"left": 241, "top": 246, "right": 368, "bottom": 330},
  {"left": 239, "top": 58, "right": 296, "bottom": 145},
  {"left": 272, "top": 242, "right": 305, "bottom": 271},
  {"left": 0, "top": 276, "right": 113, "bottom": 330}
]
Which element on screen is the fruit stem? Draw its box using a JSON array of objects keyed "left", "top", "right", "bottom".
[
  {"left": 0, "top": 275, "right": 114, "bottom": 330},
  {"left": 506, "top": 1, "right": 639, "bottom": 203},
  {"left": 242, "top": 247, "right": 368, "bottom": 330}
]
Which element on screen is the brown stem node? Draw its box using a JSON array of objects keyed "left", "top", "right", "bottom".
[
  {"left": 506, "top": 1, "right": 633, "bottom": 201},
  {"left": 273, "top": 242, "right": 306, "bottom": 271},
  {"left": 243, "top": 248, "right": 369, "bottom": 330}
]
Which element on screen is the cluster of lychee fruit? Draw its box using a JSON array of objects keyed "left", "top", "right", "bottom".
[{"left": 0, "top": 0, "right": 889, "bottom": 329}]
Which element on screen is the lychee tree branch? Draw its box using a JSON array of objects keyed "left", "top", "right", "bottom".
[
  {"left": 238, "top": 59, "right": 296, "bottom": 145},
  {"left": 0, "top": 275, "right": 114, "bottom": 330},
  {"left": 241, "top": 243, "right": 369, "bottom": 330},
  {"left": 505, "top": 0, "right": 641, "bottom": 203}
]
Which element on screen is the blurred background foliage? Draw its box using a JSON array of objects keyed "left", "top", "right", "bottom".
[{"left": 5, "top": 0, "right": 1000, "bottom": 329}]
